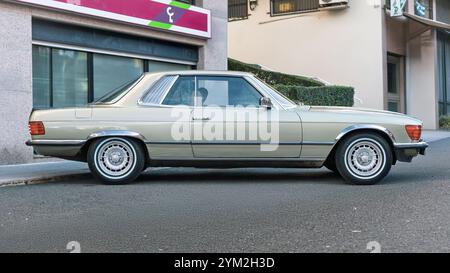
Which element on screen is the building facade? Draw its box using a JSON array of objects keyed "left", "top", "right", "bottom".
[
  {"left": 0, "top": 0, "right": 227, "bottom": 165},
  {"left": 228, "top": 0, "right": 450, "bottom": 129}
]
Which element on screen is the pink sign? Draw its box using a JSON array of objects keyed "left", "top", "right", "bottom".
[{"left": 16, "top": 0, "right": 211, "bottom": 38}]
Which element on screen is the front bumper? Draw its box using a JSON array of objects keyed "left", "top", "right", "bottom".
[{"left": 394, "top": 141, "right": 428, "bottom": 163}]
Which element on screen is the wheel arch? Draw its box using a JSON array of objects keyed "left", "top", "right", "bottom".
[
  {"left": 79, "top": 130, "right": 150, "bottom": 165},
  {"left": 325, "top": 125, "right": 397, "bottom": 166}
]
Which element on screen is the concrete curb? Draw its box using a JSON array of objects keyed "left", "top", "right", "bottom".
[
  {"left": 0, "top": 172, "right": 91, "bottom": 188},
  {"left": 0, "top": 167, "right": 171, "bottom": 187}
]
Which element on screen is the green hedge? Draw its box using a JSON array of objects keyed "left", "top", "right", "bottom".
[
  {"left": 440, "top": 116, "right": 450, "bottom": 129},
  {"left": 275, "top": 85, "right": 355, "bottom": 107},
  {"left": 228, "top": 58, "right": 354, "bottom": 106},
  {"left": 228, "top": 58, "right": 323, "bottom": 87}
]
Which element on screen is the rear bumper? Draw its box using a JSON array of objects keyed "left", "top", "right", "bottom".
[
  {"left": 26, "top": 140, "right": 86, "bottom": 147},
  {"left": 394, "top": 141, "right": 428, "bottom": 163},
  {"left": 26, "top": 139, "right": 85, "bottom": 159}
]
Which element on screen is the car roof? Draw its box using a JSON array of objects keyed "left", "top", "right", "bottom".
[{"left": 144, "top": 70, "right": 254, "bottom": 77}]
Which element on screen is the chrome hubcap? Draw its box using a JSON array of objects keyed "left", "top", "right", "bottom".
[
  {"left": 345, "top": 139, "right": 386, "bottom": 179},
  {"left": 96, "top": 140, "right": 135, "bottom": 178}
]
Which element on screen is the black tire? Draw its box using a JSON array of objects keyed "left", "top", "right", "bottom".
[
  {"left": 324, "top": 160, "right": 339, "bottom": 174},
  {"left": 335, "top": 133, "right": 393, "bottom": 185},
  {"left": 87, "top": 137, "right": 146, "bottom": 185}
]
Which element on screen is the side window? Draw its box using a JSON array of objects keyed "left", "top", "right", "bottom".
[
  {"left": 162, "top": 76, "right": 195, "bottom": 106},
  {"left": 196, "top": 76, "right": 262, "bottom": 107}
]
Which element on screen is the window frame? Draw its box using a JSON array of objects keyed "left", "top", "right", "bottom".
[
  {"left": 414, "top": 0, "right": 433, "bottom": 19},
  {"left": 139, "top": 74, "right": 278, "bottom": 109}
]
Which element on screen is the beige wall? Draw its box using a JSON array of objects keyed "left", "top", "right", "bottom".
[
  {"left": 228, "top": 0, "right": 386, "bottom": 110},
  {"left": 406, "top": 29, "right": 439, "bottom": 129},
  {"left": 385, "top": 2, "right": 439, "bottom": 129},
  {"left": 386, "top": 16, "right": 407, "bottom": 55}
]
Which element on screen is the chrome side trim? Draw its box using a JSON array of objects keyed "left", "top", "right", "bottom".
[
  {"left": 145, "top": 141, "right": 334, "bottom": 146},
  {"left": 302, "top": 141, "right": 335, "bottom": 146},
  {"left": 26, "top": 140, "right": 86, "bottom": 146},
  {"left": 144, "top": 141, "right": 191, "bottom": 145},
  {"left": 394, "top": 142, "right": 429, "bottom": 149},
  {"left": 191, "top": 141, "right": 301, "bottom": 146},
  {"left": 87, "top": 130, "right": 147, "bottom": 141},
  {"left": 336, "top": 124, "right": 396, "bottom": 143}
]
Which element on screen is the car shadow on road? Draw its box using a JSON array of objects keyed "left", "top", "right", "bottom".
[{"left": 133, "top": 168, "right": 345, "bottom": 186}]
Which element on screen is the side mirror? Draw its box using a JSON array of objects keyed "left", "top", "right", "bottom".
[{"left": 260, "top": 97, "right": 273, "bottom": 109}]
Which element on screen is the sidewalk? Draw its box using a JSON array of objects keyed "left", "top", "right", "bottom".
[
  {"left": 422, "top": 130, "right": 450, "bottom": 143},
  {"left": 0, "top": 161, "right": 90, "bottom": 187},
  {"left": 1, "top": 130, "right": 450, "bottom": 187}
]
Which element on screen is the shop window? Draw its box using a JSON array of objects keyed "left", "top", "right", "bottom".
[
  {"left": 52, "top": 49, "right": 88, "bottom": 108},
  {"left": 271, "top": 0, "right": 319, "bottom": 16},
  {"left": 178, "top": 0, "right": 196, "bottom": 5},
  {"left": 32, "top": 46, "right": 51, "bottom": 108},
  {"left": 148, "top": 60, "right": 192, "bottom": 73},
  {"left": 32, "top": 45, "right": 195, "bottom": 109},
  {"left": 93, "top": 54, "right": 143, "bottom": 100},
  {"left": 438, "top": 32, "right": 450, "bottom": 116},
  {"left": 229, "top": 0, "right": 249, "bottom": 21},
  {"left": 415, "top": 0, "right": 432, "bottom": 19}
]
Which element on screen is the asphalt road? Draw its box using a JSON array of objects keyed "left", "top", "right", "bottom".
[{"left": 1, "top": 138, "right": 450, "bottom": 253}]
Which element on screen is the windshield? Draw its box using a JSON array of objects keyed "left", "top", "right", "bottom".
[
  {"left": 251, "top": 76, "right": 297, "bottom": 109},
  {"left": 92, "top": 75, "right": 143, "bottom": 104}
]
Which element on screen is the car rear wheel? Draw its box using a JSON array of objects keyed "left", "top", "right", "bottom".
[
  {"left": 324, "top": 160, "right": 339, "bottom": 174},
  {"left": 335, "top": 133, "right": 393, "bottom": 185},
  {"left": 88, "top": 137, "right": 145, "bottom": 185}
]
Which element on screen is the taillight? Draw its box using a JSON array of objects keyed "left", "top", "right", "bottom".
[
  {"left": 28, "top": 121, "right": 45, "bottom": 136},
  {"left": 405, "top": 125, "right": 422, "bottom": 141}
]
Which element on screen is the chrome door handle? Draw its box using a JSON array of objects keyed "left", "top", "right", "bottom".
[{"left": 192, "top": 117, "right": 211, "bottom": 121}]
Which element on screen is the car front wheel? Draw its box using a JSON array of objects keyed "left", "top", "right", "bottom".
[
  {"left": 88, "top": 137, "right": 145, "bottom": 185},
  {"left": 335, "top": 133, "right": 393, "bottom": 185}
]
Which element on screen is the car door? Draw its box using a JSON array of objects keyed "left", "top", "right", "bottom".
[
  {"left": 138, "top": 75, "right": 194, "bottom": 160},
  {"left": 191, "top": 75, "right": 302, "bottom": 158}
]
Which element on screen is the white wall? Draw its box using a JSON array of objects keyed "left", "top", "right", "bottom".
[{"left": 228, "top": 0, "right": 386, "bottom": 110}]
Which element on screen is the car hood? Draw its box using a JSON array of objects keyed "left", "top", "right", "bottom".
[{"left": 305, "top": 106, "right": 422, "bottom": 123}]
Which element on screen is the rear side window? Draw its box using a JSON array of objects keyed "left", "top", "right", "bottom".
[{"left": 140, "top": 76, "right": 178, "bottom": 104}]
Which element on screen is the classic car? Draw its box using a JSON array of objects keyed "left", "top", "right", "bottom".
[{"left": 26, "top": 71, "right": 428, "bottom": 185}]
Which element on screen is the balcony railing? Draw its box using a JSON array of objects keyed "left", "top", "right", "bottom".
[
  {"left": 271, "top": 0, "right": 320, "bottom": 16},
  {"left": 229, "top": 0, "right": 249, "bottom": 21}
]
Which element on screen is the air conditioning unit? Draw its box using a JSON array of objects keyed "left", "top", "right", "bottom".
[{"left": 319, "top": 0, "right": 349, "bottom": 7}]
